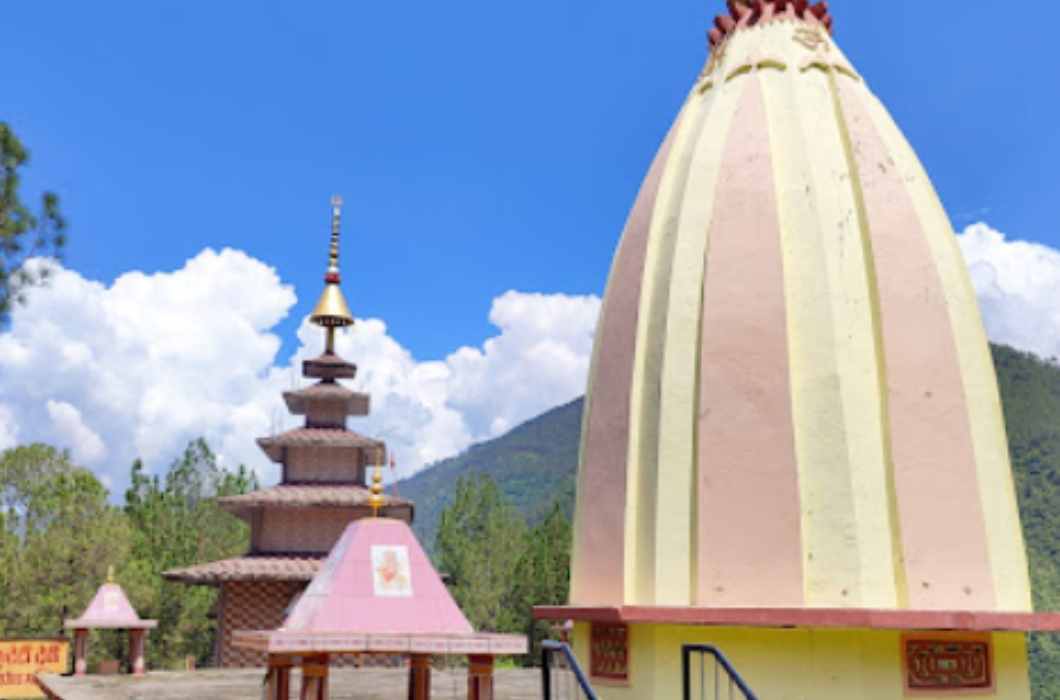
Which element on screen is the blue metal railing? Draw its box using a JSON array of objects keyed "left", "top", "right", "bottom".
[
  {"left": 682, "top": 645, "right": 759, "bottom": 700},
  {"left": 541, "top": 640, "right": 598, "bottom": 700}
]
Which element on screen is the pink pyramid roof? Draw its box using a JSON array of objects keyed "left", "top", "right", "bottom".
[
  {"left": 233, "top": 518, "right": 526, "bottom": 656},
  {"left": 285, "top": 518, "right": 470, "bottom": 635},
  {"left": 65, "top": 582, "right": 157, "bottom": 630}
]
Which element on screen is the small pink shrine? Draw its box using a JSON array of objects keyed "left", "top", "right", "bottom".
[
  {"left": 233, "top": 469, "right": 527, "bottom": 700},
  {"left": 64, "top": 568, "right": 157, "bottom": 676}
]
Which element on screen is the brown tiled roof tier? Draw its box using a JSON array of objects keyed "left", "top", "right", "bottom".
[
  {"left": 163, "top": 554, "right": 327, "bottom": 585},
  {"left": 303, "top": 353, "right": 356, "bottom": 380},
  {"left": 283, "top": 383, "right": 370, "bottom": 416},
  {"left": 218, "top": 485, "right": 413, "bottom": 521},
  {"left": 257, "top": 428, "right": 385, "bottom": 463}
]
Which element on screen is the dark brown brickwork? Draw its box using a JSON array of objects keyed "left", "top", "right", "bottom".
[
  {"left": 218, "top": 581, "right": 304, "bottom": 668},
  {"left": 259, "top": 508, "right": 358, "bottom": 554}
]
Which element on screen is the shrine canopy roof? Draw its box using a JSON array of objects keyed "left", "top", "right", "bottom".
[
  {"left": 233, "top": 518, "right": 527, "bottom": 656},
  {"left": 65, "top": 580, "right": 157, "bottom": 630}
]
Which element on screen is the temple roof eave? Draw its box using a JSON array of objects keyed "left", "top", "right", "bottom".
[
  {"left": 256, "top": 429, "right": 386, "bottom": 463},
  {"left": 282, "top": 386, "right": 370, "bottom": 416},
  {"left": 533, "top": 606, "right": 1060, "bottom": 633},
  {"left": 163, "top": 554, "right": 329, "bottom": 586},
  {"left": 232, "top": 629, "right": 528, "bottom": 656},
  {"left": 218, "top": 485, "right": 414, "bottom": 523}
]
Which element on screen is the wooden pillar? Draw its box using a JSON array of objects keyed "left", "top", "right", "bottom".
[
  {"left": 300, "top": 655, "right": 330, "bottom": 700},
  {"left": 407, "top": 654, "right": 432, "bottom": 700},
  {"left": 467, "top": 655, "right": 494, "bottom": 700},
  {"left": 266, "top": 656, "right": 294, "bottom": 700},
  {"left": 73, "top": 629, "right": 88, "bottom": 676},
  {"left": 128, "top": 629, "right": 146, "bottom": 675}
]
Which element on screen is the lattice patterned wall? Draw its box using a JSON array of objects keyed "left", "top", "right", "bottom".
[
  {"left": 218, "top": 580, "right": 304, "bottom": 668},
  {"left": 284, "top": 446, "right": 366, "bottom": 484},
  {"left": 259, "top": 508, "right": 360, "bottom": 554},
  {"left": 217, "top": 581, "right": 404, "bottom": 669}
]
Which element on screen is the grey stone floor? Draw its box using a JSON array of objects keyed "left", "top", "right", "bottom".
[{"left": 38, "top": 668, "right": 542, "bottom": 700}]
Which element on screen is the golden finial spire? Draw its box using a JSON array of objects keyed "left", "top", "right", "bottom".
[
  {"left": 106, "top": 565, "right": 115, "bottom": 584},
  {"left": 310, "top": 195, "right": 355, "bottom": 353},
  {"left": 369, "top": 447, "right": 386, "bottom": 517}
]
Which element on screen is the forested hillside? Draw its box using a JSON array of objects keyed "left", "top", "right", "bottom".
[
  {"left": 399, "top": 397, "right": 582, "bottom": 552},
  {"left": 992, "top": 344, "right": 1060, "bottom": 697}
]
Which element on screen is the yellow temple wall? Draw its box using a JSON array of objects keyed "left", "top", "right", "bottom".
[{"left": 572, "top": 622, "right": 1030, "bottom": 700}]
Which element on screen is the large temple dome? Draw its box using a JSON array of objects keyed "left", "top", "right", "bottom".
[{"left": 571, "top": 1, "right": 1031, "bottom": 615}]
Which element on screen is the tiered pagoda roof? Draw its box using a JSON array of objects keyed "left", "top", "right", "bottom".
[{"left": 165, "top": 197, "right": 413, "bottom": 589}]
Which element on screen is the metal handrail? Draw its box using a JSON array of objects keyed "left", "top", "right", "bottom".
[
  {"left": 682, "top": 644, "right": 759, "bottom": 700},
  {"left": 541, "top": 640, "right": 599, "bottom": 700}
]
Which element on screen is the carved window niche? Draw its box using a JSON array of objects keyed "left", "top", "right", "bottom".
[
  {"left": 903, "top": 633, "right": 994, "bottom": 695},
  {"left": 590, "top": 623, "right": 630, "bottom": 684}
]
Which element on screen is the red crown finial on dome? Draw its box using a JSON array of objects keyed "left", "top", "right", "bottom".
[{"left": 708, "top": 0, "right": 833, "bottom": 52}]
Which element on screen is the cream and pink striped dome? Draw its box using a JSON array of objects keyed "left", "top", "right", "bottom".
[{"left": 571, "top": 2, "right": 1032, "bottom": 615}]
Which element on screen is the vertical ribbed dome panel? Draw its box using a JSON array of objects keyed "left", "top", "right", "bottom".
[{"left": 571, "top": 15, "right": 1031, "bottom": 614}]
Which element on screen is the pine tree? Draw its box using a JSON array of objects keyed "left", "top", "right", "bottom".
[
  {"left": 435, "top": 474, "right": 525, "bottom": 633},
  {"left": 122, "top": 438, "right": 256, "bottom": 668},
  {"left": 0, "top": 122, "right": 66, "bottom": 324},
  {"left": 503, "top": 503, "right": 572, "bottom": 665},
  {"left": 0, "top": 445, "right": 128, "bottom": 639}
]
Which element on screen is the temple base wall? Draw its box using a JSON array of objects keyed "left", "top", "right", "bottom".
[
  {"left": 219, "top": 581, "right": 305, "bottom": 668},
  {"left": 572, "top": 622, "right": 1031, "bottom": 700}
]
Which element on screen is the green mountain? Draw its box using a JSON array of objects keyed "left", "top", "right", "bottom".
[
  {"left": 399, "top": 397, "right": 582, "bottom": 553},
  {"left": 399, "top": 343, "right": 1060, "bottom": 696}
]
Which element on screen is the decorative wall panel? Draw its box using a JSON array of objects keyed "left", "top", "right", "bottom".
[
  {"left": 590, "top": 624, "right": 630, "bottom": 682},
  {"left": 904, "top": 635, "right": 993, "bottom": 694}
]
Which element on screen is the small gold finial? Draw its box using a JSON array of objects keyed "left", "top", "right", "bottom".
[
  {"left": 106, "top": 565, "right": 115, "bottom": 584},
  {"left": 368, "top": 447, "right": 386, "bottom": 517}
]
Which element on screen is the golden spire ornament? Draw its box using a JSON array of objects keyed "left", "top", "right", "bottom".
[
  {"left": 309, "top": 195, "right": 355, "bottom": 354},
  {"left": 368, "top": 447, "right": 386, "bottom": 517},
  {"left": 106, "top": 565, "right": 115, "bottom": 584}
]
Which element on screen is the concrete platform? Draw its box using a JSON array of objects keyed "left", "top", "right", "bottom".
[{"left": 37, "top": 668, "right": 541, "bottom": 700}]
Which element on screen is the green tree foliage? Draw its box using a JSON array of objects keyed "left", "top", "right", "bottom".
[
  {"left": 991, "top": 345, "right": 1060, "bottom": 698},
  {"left": 0, "top": 122, "right": 67, "bottom": 323},
  {"left": 0, "top": 439, "right": 255, "bottom": 671},
  {"left": 402, "top": 398, "right": 581, "bottom": 555},
  {"left": 435, "top": 474, "right": 573, "bottom": 664},
  {"left": 0, "top": 444, "right": 128, "bottom": 638},
  {"left": 435, "top": 474, "right": 526, "bottom": 633},
  {"left": 503, "top": 503, "right": 571, "bottom": 665},
  {"left": 122, "top": 438, "right": 257, "bottom": 669}
]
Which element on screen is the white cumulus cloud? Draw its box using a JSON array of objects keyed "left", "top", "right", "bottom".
[
  {"left": 0, "top": 250, "right": 600, "bottom": 490},
  {"left": 0, "top": 405, "right": 18, "bottom": 451},
  {"left": 46, "top": 400, "right": 107, "bottom": 464},
  {"left": 270, "top": 290, "right": 600, "bottom": 477},
  {"left": 958, "top": 223, "right": 1060, "bottom": 360}
]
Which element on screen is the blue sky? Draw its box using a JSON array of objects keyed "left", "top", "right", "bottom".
[
  {"left": 1, "top": 2, "right": 1059, "bottom": 485},
  {"left": 3, "top": 1, "right": 1056, "bottom": 358}
]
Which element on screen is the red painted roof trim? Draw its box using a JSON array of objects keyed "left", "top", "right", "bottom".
[{"left": 533, "top": 606, "right": 1060, "bottom": 632}]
